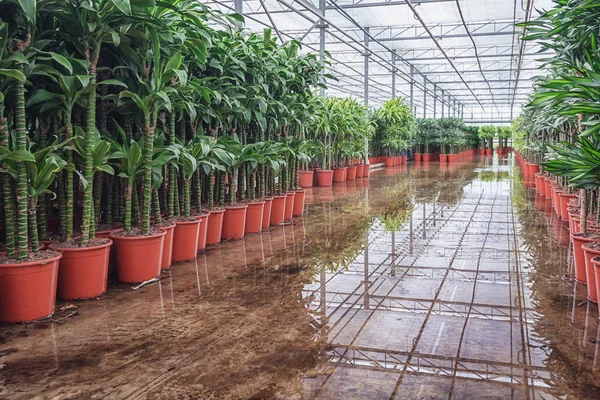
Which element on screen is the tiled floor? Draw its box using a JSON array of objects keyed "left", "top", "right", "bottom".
[{"left": 302, "top": 156, "right": 600, "bottom": 399}]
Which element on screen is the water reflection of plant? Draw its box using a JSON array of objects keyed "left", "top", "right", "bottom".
[{"left": 478, "top": 170, "right": 511, "bottom": 182}]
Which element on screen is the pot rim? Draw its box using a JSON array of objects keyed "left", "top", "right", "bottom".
[
  {"left": 51, "top": 239, "right": 113, "bottom": 252},
  {"left": 225, "top": 204, "right": 249, "bottom": 209},
  {"left": 245, "top": 200, "right": 266, "bottom": 205},
  {"left": 175, "top": 219, "right": 202, "bottom": 226},
  {"left": 109, "top": 229, "right": 166, "bottom": 241},
  {"left": 209, "top": 209, "right": 226, "bottom": 214},
  {"left": 273, "top": 195, "right": 287, "bottom": 199},
  {"left": 0, "top": 252, "right": 63, "bottom": 268}
]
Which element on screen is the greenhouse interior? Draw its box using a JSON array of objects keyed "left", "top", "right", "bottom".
[{"left": 2, "top": 0, "right": 600, "bottom": 398}]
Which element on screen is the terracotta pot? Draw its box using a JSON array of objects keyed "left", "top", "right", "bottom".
[
  {"left": 593, "top": 257, "right": 600, "bottom": 307},
  {"left": 572, "top": 234, "right": 597, "bottom": 284},
  {"left": 111, "top": 230, "right": 165, "bottom": 283},
  {"left": 160, "top": 223, "right": 176, "bottom": 269},
  {"left": 284, "top": 192, "right": 296, "bottom": 220},
  {"left": 414, "top": 153, "right": 423, "bottom": 162},
  {"left": 298, "top": 170, "right": 315, "bottom": 188},
  {"left": 363, "top": 164, "right": 370, "bottom": 178},
  {"left": 384, "top": 157, "right": 395, "bottom": 168},
  {"left": 245, "top": 201, "right": 264, "bottom": 234},
  {"left": 479, "top": 148, "right": 485, "bottom": 155},
  {"left": 270, "top": 195, "right": 287, "bottom": 225},
  {"left": 333, "top": 167, "right": 347, "bottom": 183},
  {"left": 262, "top": 198, "right": 273, "bottom": 229},
  {"left": 582, "top": 242, "right": 600, "bottom": 302},
  {"left": 356, "top": 164, "right": 365, "bottom": 177},
  {"left": 293, "top": 190, "right": 306, "bottom": 217},
  {"left": 206, "top": 209, "right": 225, "bottom": 245},
  {"left": 222, "top": 205, "right": 248, "bottom": 240},
  {"left": 558, "top": 193, "right": 578, "bottom": 221},
  {"left": 401, "top": 155, "right": 407, "bottom": 164},
  {"left": 172, "top": 219, "right": 201, "bottom": 262},
  {"left": 0, "top": 252, "right": 62, "bottom": 323},
  {"left": 347, "top": 165, "right": 358, "bottom": 181},
  {"left": 535, "top": 174, "right": 545, "bottom": 197},
  {"left": 316, "top": 170, "right": 334, "bottom": 187},
  {"left": 448, "top": 154, "right": 457, "bottom": 163},
  {"left": 196, "top": 214, "right": 209, "bottom": 251},
  {"left": 54, "top": 240, "right": 112, "bottom": 300},
  {"left": 527, "top": 163, "right": 540, "bottom": 177},
  {"left": 440, "top": 154, "right": 448, "bottom": 163},
  {"left": 423, "top": 153, "right": 432, "bottom": 162},
  {"left": 96, "top": 227, "right": 124, "bottom": 239}
]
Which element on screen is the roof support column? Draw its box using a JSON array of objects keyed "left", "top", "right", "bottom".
[
  {"left": 441, "top": 90, "right": 445, "bottom": 117},
  {"left": 391, "top": 51, "right": 396, "bottom": 98},
  {"left": 364, "top": 27, "right": 369, "bottom": 163},
  {"left": 433, "top": 84, "right": 437, "bottom": 118},
  {"left": 318, "top": 0, "right": 326, "bottom": 96},
  {"left": 422, "top": 80, "right": 427, "bottom": 118},
  {"left": 409, "top": 66, "right": 414, "bottom": 114}
]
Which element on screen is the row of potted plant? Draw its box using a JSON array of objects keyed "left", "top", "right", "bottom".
[
  {"left": 516, "top": 0, "right": 600, "bottom": 307},
  {"left": 412, "top": 117, "right": 481, "bottom": 162},
  {"left": 0, "top": 1, "right": 332, "bottom": 322}
]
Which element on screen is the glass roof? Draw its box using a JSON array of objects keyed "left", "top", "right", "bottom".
[{"left": 200, "top": 0, "right": 555, "bottom": 125}]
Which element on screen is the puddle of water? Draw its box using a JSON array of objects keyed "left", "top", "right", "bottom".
[
  {"left": 301, "top": 155, "right": 600, "bottom": 400},
  {"left": 1, "top": 154, "right": 599, "bottom": 399}
]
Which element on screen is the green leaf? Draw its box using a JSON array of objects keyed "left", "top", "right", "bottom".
[
  {"left": 17, "top": 0, "right": 36, "bottom": 24},
  {"left": 112, "top": 0, "right": 132, "bottom": 16},
  {"left": 49, "top": 53, "right": 73, "bottom": 74},
  {"left": 0, "top": 68, "right": 26, "bottom": 82}
]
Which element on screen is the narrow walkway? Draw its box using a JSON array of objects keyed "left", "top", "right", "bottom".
[
  {"left": 1, "top": 155, "right": 599, "bottom": 399},
  {"left": 302, "top": 156, "right": 600, "bottom": 399}
]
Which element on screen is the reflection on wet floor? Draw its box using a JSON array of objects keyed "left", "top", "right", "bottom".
[
  {"left": 1, "top": 155, "right": 600, "bottom": 399},
  {"left": 302, "top": 156, "right": 600, "bottom": 399}
]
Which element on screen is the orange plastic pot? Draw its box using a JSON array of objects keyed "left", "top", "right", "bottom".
[
  {"left": 271, "top": 195, "right": 287, "bottom": 225},
  {"left": 245, "top": 202, "right": 264, "bottom": 234},
  {"left": 172, "top": 219, "right": 201, "bottom": 262},
  {"left": 0, "top": 252, "right": 62, "bottom": 323},
  {"left": 160, "top": 223, "right": 176, "bottom": 269},
  {"left": 582, "top": 242, "right": 600, "bottom": 302},
  {"left": 96, "top": 227, "right": 123, "bottom": 239},
  {"left": 558, "top": 193, "right": 578, "bottom": 220},
  {"left": 262, "top": 198, "right": 273, "bottom": 229},
  {"left": 333, "top": 167, "right": 347, "bottom": 183},
  {"left": 593, "top": 257, "right": 600, "bottom": 307},
  {"left": 535, "top": 174, "right": 545, "bottom": 197},
  {"left": 298, "top": 170, "right": 315, "bottom": 188},
  {"left": 111, "top": 230, "right": 165, "bottom": 283},
  {"left": 384, "top": 157, "right": 394, "bottom": 167},
  {"left": 423, "top": 153, "right": 432, "bottom": 162},
  {"left": 572, "top": 234, "right": 597, "bottom": 284},
  {"left": 363, "top": 164, "right": 370, "bottom": 178},
  {"left": 439, "top": 154, "right": 448, "bottom": 163},
  {"left": 414, "top": 153, "right": 423, "bottom": 162},
  {"left": 293, "top": 190, "right": 306, "bottom": 217},
  {"left": 448, "top": 154, "right": 458, "bottom": 163},
  {"left": 316, "top": 170, "right": 334, "bottom": 187},
  {"left": 356, "top": 164, "right": 365, "bottom": 177},
  {"left": 222, "top": 205, "right": 247, "bottom": 240},
  {"left": 206, "top": 209, "right": 225, "bottom": 245},
  {"left": 284, "top": 192, "right": 296, "bottom": 221},
  {"left": 527, "top": 163, "right": 540, "bottom": 177},
  {"left": 485, "top": 149, "right": 493, "bottom": 156},
  {"left": 54, "top": 240, "right": 112, "bottom": 300},
  {"left": 196, "top": 214, "right": 209, "bottom": 251},
  {"left": 347, "top": 165, "right": 358, "bottom": 181}
]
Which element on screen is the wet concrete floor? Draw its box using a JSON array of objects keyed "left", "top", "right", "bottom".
[{"left": 1, "top": 155, "right": 599, "bottom": 399}]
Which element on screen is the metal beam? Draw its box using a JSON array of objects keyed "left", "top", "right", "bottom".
[
  {"left": 376, "top": 30, "right": 515, "bottom": 42},
  {"left": 398, "top": 51, "right": 552, "bottom": 62},
  {"left": 401, "top": 0, "right": 481, "bottom": 108},
  {"left": 326, "top": 0, "right": 454, "bottom": 9},
  {"left": 391, "top": 51, "right": 396, "bottom": 98}
]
